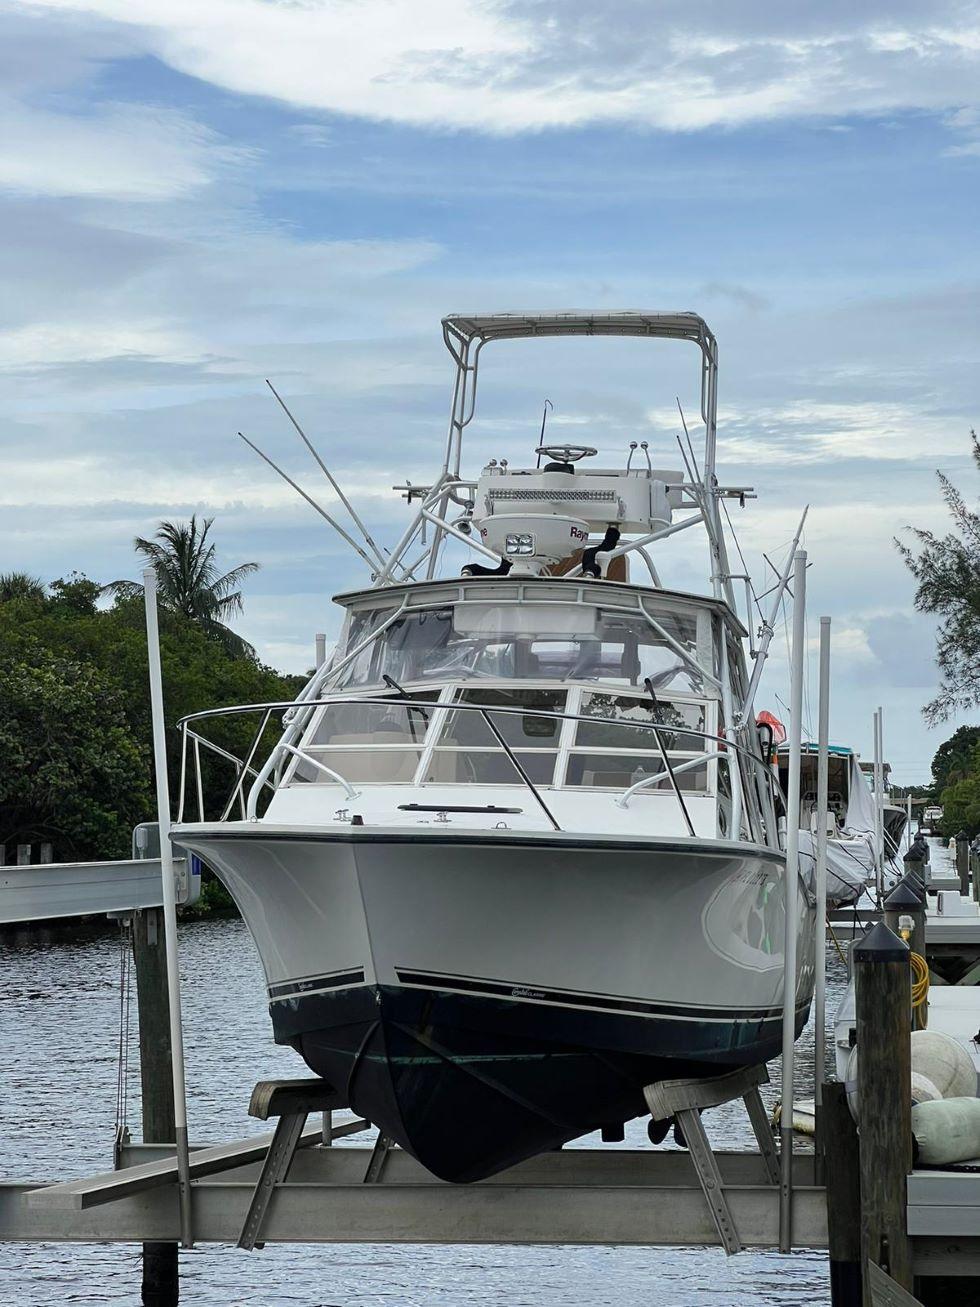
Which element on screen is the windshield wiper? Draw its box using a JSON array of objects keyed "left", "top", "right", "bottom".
[{"left": 382, "top": 674, "right": 430, "bottom": 721}]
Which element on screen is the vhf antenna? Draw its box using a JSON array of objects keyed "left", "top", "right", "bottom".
[{"left": 536, "top": 400, "right": 553, "bottom": 467}]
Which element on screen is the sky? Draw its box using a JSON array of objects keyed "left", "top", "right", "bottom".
[{"left": 1, "top": 1, "right": 978, "bottom": 784}]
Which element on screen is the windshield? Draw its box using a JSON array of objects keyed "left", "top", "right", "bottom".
[{"left": 330, "top": 602, "right": 706, "bottom": 694}]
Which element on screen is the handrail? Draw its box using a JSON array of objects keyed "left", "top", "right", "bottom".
[
  {"left": 615, "top": 751, "right": 715, "bottom": 808},
  {"left": 177, "top": 694, "right": 786, "bottom": 844},
  {"left": 640, "top": 675, "right": 695, "bottom": 836},
  {"left": 177, "top": 727, "right": 278, "bottom": 824},
  {"left": 278, "top": 743, "right": 360, "bottom": 800},
  {"left": 176, "top": 695, "right": 774, "bottom": 783},
  {"left": 220, "top": 708, "right": 272, "bottom": 822}
]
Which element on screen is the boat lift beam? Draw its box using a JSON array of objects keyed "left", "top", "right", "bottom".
[
  {"left": 4, "top": 1142, "right": 826, "bottom": 1250},
  {"left": 0, "top": 856, "right": 196, "bottom": 925}
]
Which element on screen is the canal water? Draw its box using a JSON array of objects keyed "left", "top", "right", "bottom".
[{"left": 4, "top": 845, "right": 948, "bottom": 1304}]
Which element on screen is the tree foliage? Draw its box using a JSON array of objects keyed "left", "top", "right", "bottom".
[
  {"left": 0, "top": 575, "right": 304, "bottom": 861},
  {"left": 0, "top": 571, "right": 46, "bottom": 603},
  {"left": 938, "top": 743, "right": 980, "bottom": 839},
  {"left": 105, "top": 516, "right": 260, "bottom": 658},
  {"left": 897, "top": 431, "right": 980, "bottom": 723},
  {"left": 932, "top": 725, "right": 980, "bottom": 795},
  {"left": 0, "top": 635, "right": 150, "bottom": 860}
]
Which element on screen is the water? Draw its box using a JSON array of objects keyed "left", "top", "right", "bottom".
[{"left": 0, "top": 884, "right": 872, "bottom": 1305}]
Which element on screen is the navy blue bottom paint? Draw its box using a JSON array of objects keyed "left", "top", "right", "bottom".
[{"left": 272, "top": 984, "right": 808, "bottom": 1183}]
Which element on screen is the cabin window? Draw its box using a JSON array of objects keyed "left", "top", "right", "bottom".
[
  {"left": 291, "top": 691, "right": 439, "bottom": 784},
  {"left": 564, "top": 690, "right": 710, "bottom": 793},
  {"left": 423, "top": 687, "right": 564, "bottom": 786},
  {"left": 330, "top": 602, "right": 707, "bottom": 692}
]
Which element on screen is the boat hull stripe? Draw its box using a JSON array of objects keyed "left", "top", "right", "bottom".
[
  {"left": 393, "top": 967, "right": 796, "bottom": 1023},
  {"left": 268, "top": 968, "right": 365, "bottom": 1001}
]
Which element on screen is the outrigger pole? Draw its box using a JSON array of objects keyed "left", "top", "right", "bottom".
[
  {"left": 737, "top": 507, "right": 809, "bottom": 726},
  {"left": 238, "top": 431, "right": 398, "bottom": 577},
  {"left": 265, "top": 380, "right": 388, "bottom": 572}
]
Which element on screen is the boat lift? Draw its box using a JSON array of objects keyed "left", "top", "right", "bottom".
[{"left": 1, "top": 542, "right": 833, "bottom": 1272}]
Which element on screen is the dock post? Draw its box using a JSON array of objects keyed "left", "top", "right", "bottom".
[
  {"left": 779, "top": 548, "right": 807, "bottom": 1253},
  {"left": 884, "top": 881, "right": 927, "bottom": 1032},
  {"left": 903, "top": 847, "right": 926, "bottom": 891},
  {"left": 955, "top": 830, "right": 969, "bottom": 897},
  {"left": 823, "top": 1080, "right": 862, "bottom": 1307},
  {"left": 133, "top": 906, "right": 179, "bottom": 1306},
  {"left": 854, "top": 922, "right": 913, "bottom": 1302},
  {"left": 813, "top": 615, "right": 832, "bottom": 1183},
  {"left": 872, "top": 710, "right": 885, "bottom": 901},
  {"left": 142, "top": 569, "right": 193, "bottom": 1250}
]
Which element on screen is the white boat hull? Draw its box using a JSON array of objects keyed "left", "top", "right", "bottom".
[{"left": 176, "top": 823, "right": 815, "bottom": 1180}]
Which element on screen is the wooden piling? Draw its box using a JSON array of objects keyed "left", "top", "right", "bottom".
[
  {"left": 854, "top": 922, "right": 913, "bottom": 1304},
  {"left": 133, "top": 906, "right": 179, "bottom": 1306},
  {"left": 823, "top": 1080, "right": 862, "bottom": 1307}
]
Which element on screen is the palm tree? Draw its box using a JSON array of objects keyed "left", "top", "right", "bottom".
[
  {"left": 105, "top": 517, "right": 260, "bottom": 658},
  {"left": 0, "top": 572, "right": 46, "bottom": 603}
]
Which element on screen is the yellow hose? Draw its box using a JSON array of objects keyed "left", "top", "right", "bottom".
[
  {"left": 898, "top": 924, "right": 930, "bottom": 1021},
  {"left": 910, "top": 949, "right": 930, "bottom": 1012}
]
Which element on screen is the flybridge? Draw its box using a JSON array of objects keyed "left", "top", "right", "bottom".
[
  {"left": 371, "top": 309, "right": 760, "bottom": 602},
  {"left": 236, "top": 309, "right": 807, "bottom": 729}
]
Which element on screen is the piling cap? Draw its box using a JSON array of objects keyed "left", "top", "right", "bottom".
[
  {"left": 956, "top": 830, "right": 969, "bottom": 841},
  {"left": 899, "top": 870, "right": 926, "bottom": 900},
  {"left": 904, "top": 846, "right": 925, "bottom": 864},
  {"left": 853, "top": 920, "right": 909, "bottom": 964},
  {"left": 884, "top": 880, "right": 924, "bottom": 911}
]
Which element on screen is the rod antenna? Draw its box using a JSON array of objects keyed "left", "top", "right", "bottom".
[{"left": 536, "top": 400, "right": 553, "bottom": 467}]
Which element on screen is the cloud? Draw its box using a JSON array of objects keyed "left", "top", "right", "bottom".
[
  {"left": 12, "top": 0, "right": 980, "bottom": 134},
  {"left": 863, "top": 611, "right": 939, "bottom": 687},
  {"left": 0, "top": 98, "right": 245, "bottom": 201}
]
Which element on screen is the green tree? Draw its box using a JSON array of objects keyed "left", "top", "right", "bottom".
[
  {"left": 0, "top": 636, "right": 150, "bottom": 860},
  {"left": 0, "top": 571, "right": 46, "bottom": 603},
  {"left": 939, "top": 743, "right": 980, "bottom": 839},
  {"left": 0, "top": 572, "right": 304, "bottom": 860},
  {"left": 48, "top": 572, "right": 101, "bottom": 616},
  {"left": 932, "top": 725, "right": 980, "bottom": 794},
  {"left": 105, "top": 516, "right": 260, "bottom": 658},
  {"left": 897, "top": 430, "right": 980, "bottom": 723}
]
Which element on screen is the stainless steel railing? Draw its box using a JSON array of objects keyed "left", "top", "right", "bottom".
[{"left": 175, "top": 695, "right": 786, "bottom": 844}]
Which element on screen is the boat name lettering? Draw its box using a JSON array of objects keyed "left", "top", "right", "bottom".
[{"left": 511, "top": 985, "right": 546, "bottom": 999}]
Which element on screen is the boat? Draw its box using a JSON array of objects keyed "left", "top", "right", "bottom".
[
  {"left": 777, "top": 742, "right": 903, "bottom": 907},
  {"left": 922, "top": 804, "right": 944, "bottom": 835},
  {"left": 173, "top": 312, "right": 816, "bottom": 1183},
  {"left": 858, "top": 758, "right": 909, "bottom": 858}
]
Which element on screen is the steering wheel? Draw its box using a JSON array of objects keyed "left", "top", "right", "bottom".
[{"left": 535, "top": 444, "right": 597, "bottom": 463}]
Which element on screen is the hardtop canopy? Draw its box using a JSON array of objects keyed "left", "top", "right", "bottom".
[{"left": 442, "top": 311, "right": 715, "bottom": 352}]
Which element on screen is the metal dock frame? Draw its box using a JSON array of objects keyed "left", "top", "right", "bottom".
[{"left": 645, "top": 1063, "right": 780, "bottom": 1255}]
